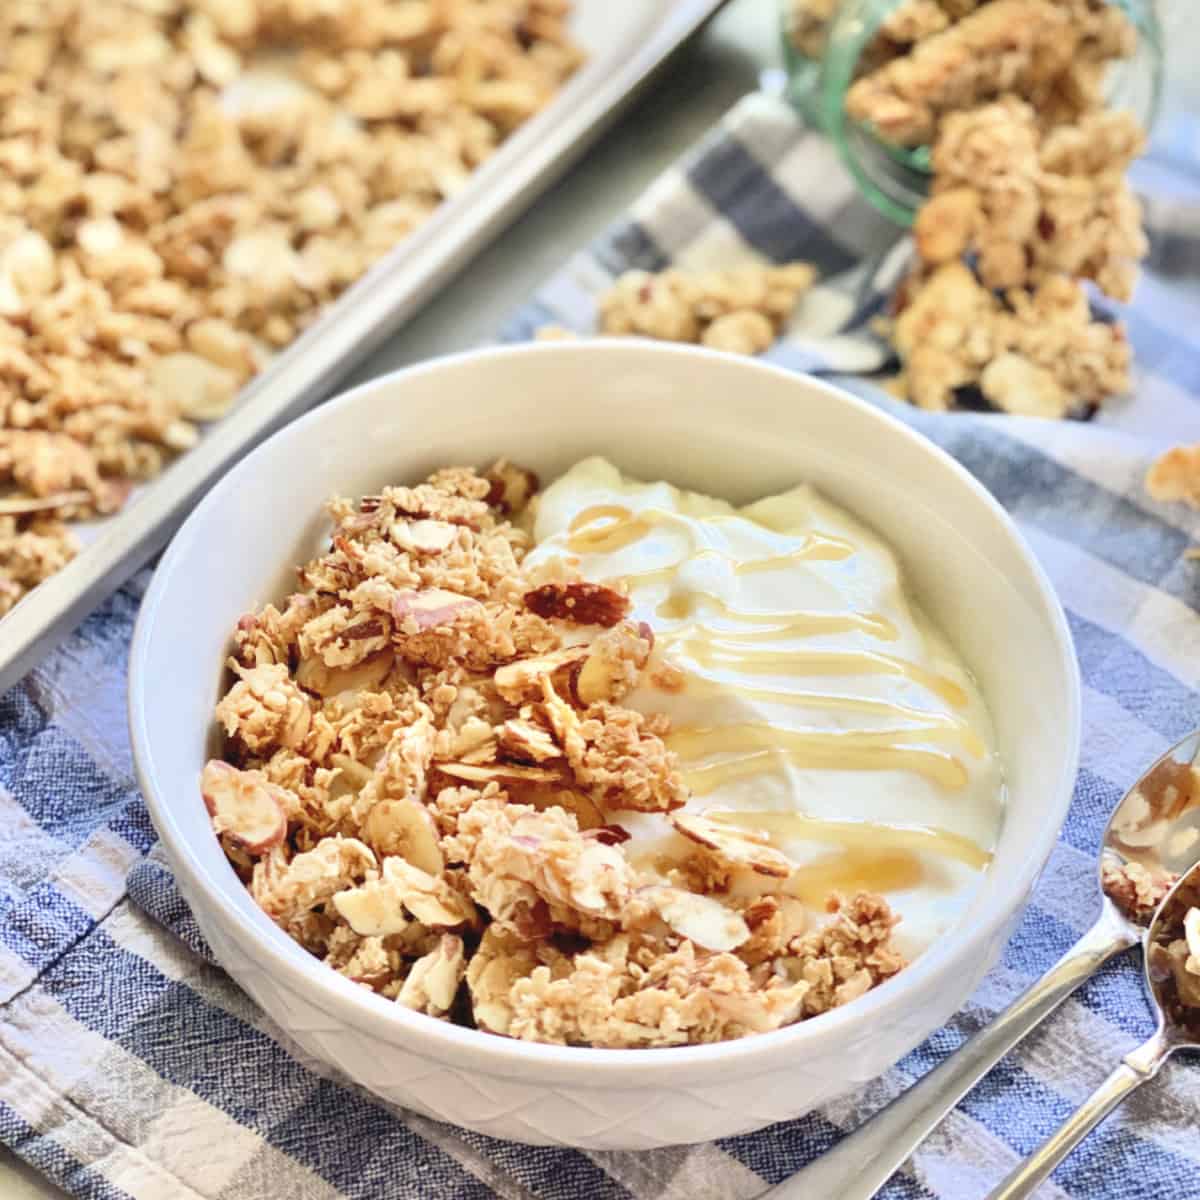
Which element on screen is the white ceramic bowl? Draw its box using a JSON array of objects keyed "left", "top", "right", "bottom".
[{"left": 129, "top": 341, "right": 1080, "bottom": 1150}]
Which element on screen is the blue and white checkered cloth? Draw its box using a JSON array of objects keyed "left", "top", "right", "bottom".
[{"left": 2, "top": 90, "right": 1200, "bottom": 1200}]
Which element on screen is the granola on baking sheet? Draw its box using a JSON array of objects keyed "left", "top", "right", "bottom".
[
  {"left": 202, "top": 461, "right": 907, "bottom": 1047},
  {"left": 0, "top": 1, "right": 581, "bottom": 613}
]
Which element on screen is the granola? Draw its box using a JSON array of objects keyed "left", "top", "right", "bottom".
[
  {"left": 0, "top": 1, "right": 581, "bottom": 612},
  {"left": 203, "top": 461, "right": 910, "bottom": 1047},
  {"left": 790, "top": 0, "right": 1147, "bottom": 418},
  {"left": 890, "top": 263, "right": 1130, "bottom": 415},
  {"left": 1101, "top": 757, "right": 1200, "bottom": 923},
  {"left": 592, "top": 262, "right": 817, "bottom": 355},
  {"left": 1146, "top": 444, "right": 1200, "bottom": 511},
  {"left": 1147, "top": 876, "right": 1200, "bottom": 1037}
]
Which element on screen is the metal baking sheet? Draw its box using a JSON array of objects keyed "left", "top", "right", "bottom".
[{"left": 0, "top": 0, "right": 730, "bottom": 692}]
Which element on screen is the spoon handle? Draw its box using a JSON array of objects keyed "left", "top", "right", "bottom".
[
  {"left": 756, "top": 909, "right": 1133, "bottom": 1200},
  {"left": 984, "top": 1028, "right": 1172, "bottom": 1199}
]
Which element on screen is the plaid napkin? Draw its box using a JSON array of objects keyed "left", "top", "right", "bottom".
[{"left": 4, "top": 91, "right": 1200, "bottom": 1200}]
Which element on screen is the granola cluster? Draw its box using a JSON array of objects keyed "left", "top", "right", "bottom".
[
  {"left": 788, "top": 1, "right": 1145, "bottom": 416},
  {"left": 1146, "top": 444, "right": 1200, "bottom": 512},
  {"left": 0, "top": 1, "right": 581, "bottom": 613},
  {"left": 862, "top": 1, "right": 1147, "bottom": 417},
  {"left": 1102, "top": 757, "right": 1199, "bottom": 924},
  {"left": 1147, "top": 877, "right": 1200, "bottom": 1037},
  {"left": 203, "top": 462, "right": 906, "bottom": 1047},
  {"left": 584, "top": 262, "right": 817, "bottom": 356}
]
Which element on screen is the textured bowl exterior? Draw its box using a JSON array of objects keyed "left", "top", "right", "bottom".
[
  {"left": 130, "top": 341, "right": 1080, "bottom": 1150},
  {"left": 182, "top": 855, "right": 1019, "bottom": 1148}
]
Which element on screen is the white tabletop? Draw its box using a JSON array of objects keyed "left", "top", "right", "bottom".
[{"left": 5, "top": 0, "right": 1197, "bottom": 1194}]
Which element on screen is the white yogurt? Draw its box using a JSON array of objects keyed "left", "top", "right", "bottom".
[{"left": 524, "top": 457, "right": 1006, "bottom": 957}]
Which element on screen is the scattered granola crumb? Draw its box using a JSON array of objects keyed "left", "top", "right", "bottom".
[
  {"left": 1147, "top": 445, "right": 1200, "bottom": 510},
  {"left": 596, "top": 262, "right": 816, "bottom": 355}
]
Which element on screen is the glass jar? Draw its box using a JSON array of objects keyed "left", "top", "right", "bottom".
[{"left": 780, "top": 0, "right": 1164, "bottom": 225}]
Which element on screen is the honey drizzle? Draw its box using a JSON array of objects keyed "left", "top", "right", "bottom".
[
  {"left": 656, "top": 592, "right": 898, "bottom": 642},
  {"left": 670, "top": 719, "right": 983, "bottom": 762},
  {"left": 703, "top": 809, "right": 992, "bottom": 871},
  {"left": 679, "top": 672, "right": 973, "bottom": 728},
  {"left": 674, "top": 637, "right": 969, "bottom": 709},
  {"left": 563, "top": 501, "right": 977, "bottom": 793},
  {"left": 682, "top": 746, "right": 970, "bottom": 793},
  {"left": 787, "top": 849, "right": 927, "bottom": 907}
]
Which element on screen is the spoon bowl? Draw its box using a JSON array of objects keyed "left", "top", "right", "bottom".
[{"left": 986, "top": 858, "right": 1200, "bottom": 1199}]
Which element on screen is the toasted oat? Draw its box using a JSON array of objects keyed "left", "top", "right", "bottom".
[
  {"left": 915, "top": 100, "right": 1146, "bottom": 300},
  {"left": 0, "top": 1, "right": 581, "bottom": 604},
  {"left": 845, "top": 0, "right": 1133, "bottom": 148},
  {"left": 783, "top": 892, "right": 907, "bottom": 1013}
]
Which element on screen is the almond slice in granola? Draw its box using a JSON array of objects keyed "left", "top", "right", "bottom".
[
  {"left": 493, "top": 646, "right": 589, "bottom": 703},
  {"left": 331, "top": 876, "right": 414, "bottom": 938},
  {"left": 363, "top": 796, "right": 445, "bottom": 875},
  {"left": 437, "top": 761, "right": 565, "bottom": 785},
  {"left": 397, "top": 934, "right": 466, "bottom": 1016},
  {"left": 467, "top": 926, "right": 538, "bottom": 1035},
  {"left": 294, "top": 649, "right": 395, "bottom": 698},
  {"left": 498, "top": 718, "right": 561, "bottom": 764},
  {"left": 392, "top": 588, "right": 482, "bottom": 632},
  {"left": 672, "top": 812, "right": 795, "bottom": 879},
  {"left": 390, "top": 519, "right": 460, "bottom": 555},
  {"left": 380, "top": 857, "right": 477, "bottom": 927},
  {"left": 640, "top": 886, "right": 751, "bottom": 952},
  {"left": 201, "top": 760, "right": 290, "bottom": 855}
]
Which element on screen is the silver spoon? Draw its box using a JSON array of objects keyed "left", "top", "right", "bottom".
[
  {"left": 759, "top": 729, "right": 1200, "bottom": 1200},
  {"left": 985, "top": 859, "right": 1200, "bottom": 1198}
]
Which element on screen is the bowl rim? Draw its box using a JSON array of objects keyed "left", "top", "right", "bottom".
[{"left": 129, "top": 338, "right": 1081, "bottom": 1079}]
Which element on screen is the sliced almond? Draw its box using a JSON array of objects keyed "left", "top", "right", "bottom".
[
  {"left": 364, "top": 796, "right": 444, "bottom": 874},
  {"left": 397, "top": 933, "right": 465, "bottom": 1015},
  {"left": 467, "top": 926, "right": 537, "bottom": 1034},
  {"left": 525, "top": 786, "right": 606, "bottom": 831},
  {"left": 671, "top": 812, "right": 794, "bottom": 879},
  {"left": 201, "top": 760, "right": 289, "bottom": 855},
  {"left": 382, "top": 857, "right": 476, "bottom": 927},
  {"left": 437, "top": 761, "right": 564, "bottom": 785},
  {"left": 498, "top": 717, "right": 560, "bottom": 763},
  {"left": 641, "top": 886, "right": 750, "bottom": 952},
  {"left": 332, "top": 878, "right": 412, "bottom": 938},
  {"left": 295, "top": 648, "right": 394, "bottom": 697},
  {"left": 389, "top": 519, "right": 459, "bottom": 555},
  {"left": 493, "top": 646, "right": 587, "bottom": 703},
  {"left": 391, "top": 588, "right": 481, "bottom": 632},
  {"left": 149, "top": 352, "right": 240, "bottom": 423}
]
